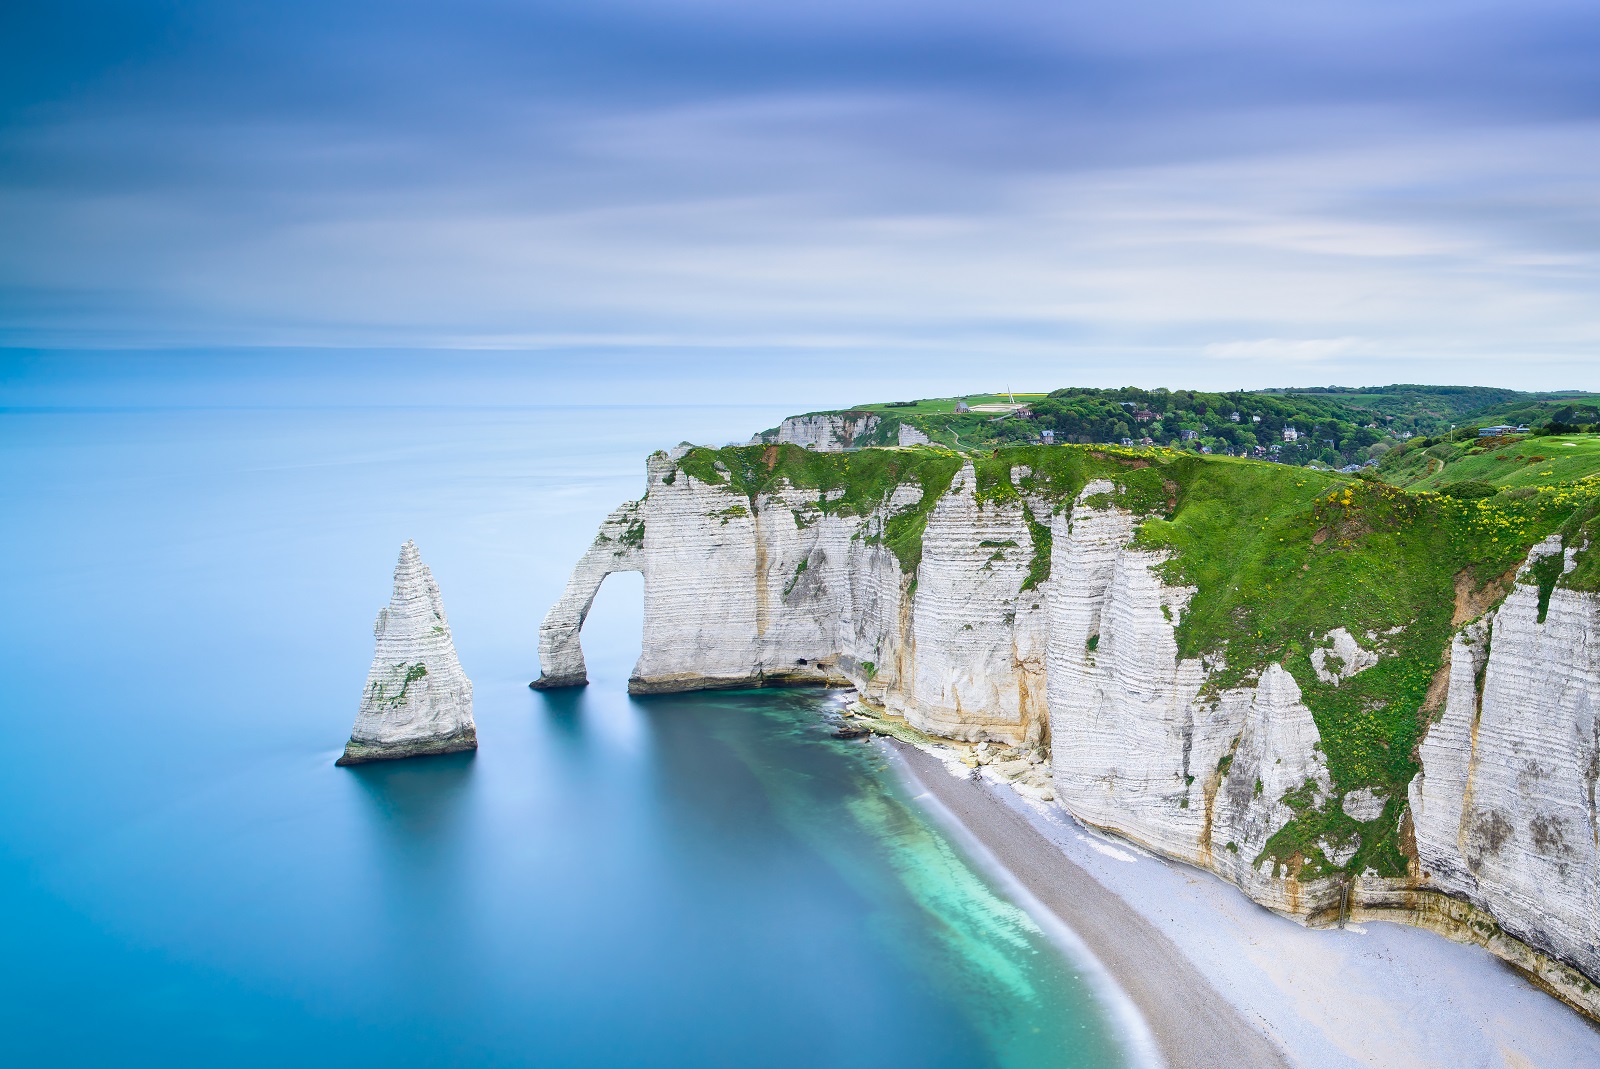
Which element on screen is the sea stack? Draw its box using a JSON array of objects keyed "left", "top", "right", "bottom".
[{"left": 337, "top": 540, "right": 476, "bottom": 765}]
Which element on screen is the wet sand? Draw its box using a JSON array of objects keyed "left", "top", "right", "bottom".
[
  {"left": 891, "top": 740, "right": 1290, "bottom": 1069},
  {"left": 889, "top": 739, "right": 1600, "bottom": 1069}
]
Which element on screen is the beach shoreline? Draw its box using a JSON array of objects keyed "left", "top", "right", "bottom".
[{"left": 884, "top": 738, "right": 1600, "bottom": 1069}]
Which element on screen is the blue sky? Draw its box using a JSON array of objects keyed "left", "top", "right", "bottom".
[{"left": 3, "top": 0, "right": 1599, "bottom": 402}]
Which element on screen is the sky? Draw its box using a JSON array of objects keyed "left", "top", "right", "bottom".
[{"left": 2, "top": 0, "right": 1599, "bottom": 404}]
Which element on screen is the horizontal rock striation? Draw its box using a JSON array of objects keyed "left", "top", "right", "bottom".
[
  {"left": 1409, "top": 543, "right": 1600, "bottom": 1011},
  {"left": 540, "top": 443, "right": 1600, "bottom": 1016},
  {"left": 340, "top": 541, "right": 475, "bottom": 765}
]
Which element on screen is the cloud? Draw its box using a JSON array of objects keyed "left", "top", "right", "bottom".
[
  {"left": 1, "top": 0, "right": 1599, "bottom": 390},
  {"left": 1203, "top": 338, "right": 1364, "bottom": 363}
]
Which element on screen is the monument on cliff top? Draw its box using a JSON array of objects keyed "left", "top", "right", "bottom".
[{"left": 337, "top": 540, "right": 476, "bottom": 765}]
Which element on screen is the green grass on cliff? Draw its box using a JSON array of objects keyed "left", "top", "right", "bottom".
[
  {"left": 671, "top": 440, "right": 1600, "bottom": 880},
  {"left": 1136, "top": 462, "right": 1600, "bottom": 877}
]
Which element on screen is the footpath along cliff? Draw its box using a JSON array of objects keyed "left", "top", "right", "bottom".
[{"left": 536, "top": 440, "right": 1600, "bottom": 1018}]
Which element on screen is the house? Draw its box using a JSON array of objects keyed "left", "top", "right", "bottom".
[
  {"left": 1140, "top": 437, "right": 1154, "bottom": 446},
  {"left": 1134, "top": 410, "right": 1156, "bottom": 422},
  {"left": 1181, "top": 429, "right": 1200, "bottom": 440},
  {"left": 1269, "top": 443, "right": 1282, "bottom": 453},
  {"left": 1040, "top": 429, "right": 1055, "bottom": 444},
  {"left": 1252, "top": 415, "right": 1261, "bottom": 423},
  {"left": 1478, "top": 425, "right": 1517, "bottom": 437},
  {"left": 1200, "top": 445, "right": 1212, "bottom": 454},
  {"left": 1121, "top": 437, "right": 1134, "bottom": 446},
  {"left": 954, "top": 400, "right": 971, "bottom": 413},
  {"left": 1230, "top": 411, "right": 1241, "bottom": 423},
  {"left": 1283, "top": 426, "right": 1299, "bottom": 442}
]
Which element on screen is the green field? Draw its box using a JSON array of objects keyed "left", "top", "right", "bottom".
[
  {"left": 1381, "top": 434, "right": 1600, "bottom": 492},
  {"left": 847, "top": 392, "right": 1050, "bottom": 416}
]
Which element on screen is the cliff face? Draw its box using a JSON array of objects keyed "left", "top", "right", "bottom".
[
  {"left": 537, "top": 442, "right": 1600, "bottom": 1015},
  {"left": 1410, "top": 539, "right": 1600, "bottom": 991},
  {"left": 1044, "top": 485, "right": 1338, "bottom": 915},
  {"left": 340, "top": 541, "right": 475, "bottom": 765},
  {"left": 752, "top": 412, "right": 882, "bottom": 452}
]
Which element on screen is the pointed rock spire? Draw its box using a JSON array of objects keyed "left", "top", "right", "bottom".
[{"left": 337, "top": 540, "right": 476, "bottom": 765}]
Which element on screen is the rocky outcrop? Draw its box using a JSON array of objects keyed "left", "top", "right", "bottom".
[
  {"left": 897, "top": 424, "right": 931, "bottom": 446},
  {"left": 339, "top": 541, "right": 475, "bottom": 765},
  {"left": 754, "top": 412, "right": 881, "bottom": 452}
]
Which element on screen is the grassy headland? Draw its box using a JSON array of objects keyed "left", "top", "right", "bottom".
[{"left": 669, "top": 436, "right": 1600, "bottom": 881}]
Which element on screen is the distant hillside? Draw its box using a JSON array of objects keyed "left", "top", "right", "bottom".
[{"left": 771, "top": 385, "right": 1600, "bottom": 470}]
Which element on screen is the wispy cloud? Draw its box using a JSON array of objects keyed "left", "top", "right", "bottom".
[
  {"left": 1204, "top": 338, "right": 1365, "bottom": 363},
  {"left": 2, "top": 0, "right": 1599, "bottom": 389}
]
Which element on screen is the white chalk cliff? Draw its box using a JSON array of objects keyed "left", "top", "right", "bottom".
[
  {"left": 751, "top": 412, "right": 882, "bottom": 451},
  {"left": 339, "top": 541, "right": 476, "bottom": 765},
  {"left": 538, "top": 450, "right": 1600, "bottom": 1017},
  {"left": 1409, "top": 539, "right": 1600, "bottom": 1000}
]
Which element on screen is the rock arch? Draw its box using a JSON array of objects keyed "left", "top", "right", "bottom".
[{"left": 531, "top": 500, "right": 644, "bottom": 688}]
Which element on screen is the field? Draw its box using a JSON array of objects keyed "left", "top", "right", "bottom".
[
  {"left": 846, "top": 392, "right": 1050, "bottom": 416},
  {"left": 1381, "top": 434, "right": 1600, "bottom": 491}
]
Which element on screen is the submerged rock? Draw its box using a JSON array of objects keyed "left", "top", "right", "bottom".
[{"left": 337, "top": 541, "right": 476, "bottom": 765}]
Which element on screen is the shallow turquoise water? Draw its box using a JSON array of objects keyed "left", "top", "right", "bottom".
[{"left": 0, "top": 404, "right": 1128, "bottom": 1067}]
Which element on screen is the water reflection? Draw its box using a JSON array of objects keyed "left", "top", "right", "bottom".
[{"left": 344, "top": 751, "right": 478, "bottom": 961}]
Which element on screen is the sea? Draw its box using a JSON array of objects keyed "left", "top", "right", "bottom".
[{"left": 0, "top": 402, "right": 1131, "bottom": 1068}]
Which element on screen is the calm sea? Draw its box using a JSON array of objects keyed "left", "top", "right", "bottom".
[{"left": 0, "top": 404, "right": 1129, "bottom": 1068}]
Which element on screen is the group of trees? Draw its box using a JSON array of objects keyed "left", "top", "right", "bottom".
[{"left": 983, "top": 388, "right": 1395, "bottom": 467}]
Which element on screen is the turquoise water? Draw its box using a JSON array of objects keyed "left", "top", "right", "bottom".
[{"left": 0, "top": 404, "right": 1128, "bottom": 1067}]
